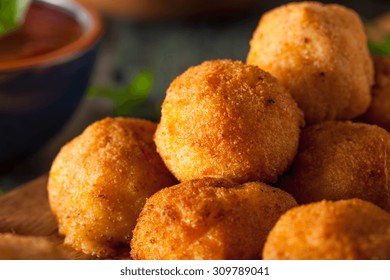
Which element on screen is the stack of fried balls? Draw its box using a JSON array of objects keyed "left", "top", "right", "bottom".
[{"left": 46, "top": 1, "right": 390, "bottom": 260}]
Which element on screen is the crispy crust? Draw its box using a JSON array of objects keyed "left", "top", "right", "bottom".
[
  {"left": 359, "top": 56, "right": 390, "bottom": 131},
  {"left": 247, "top": 1, "right": 373, "bottom": 124},
  {"left": 263, "top": 199, "right": 390, "bottom": 260},
  {"left": 48, "top": 117, "right": 177, "bottom": 258},
  {"left": 130, "top": 177, "right": 297, "bottom": 260},
  {"left": 155, "top": 59, "right": 303, "bottom": 184},
  {"left": 282, "top": 121, "right": 390, "bottom": 211}
]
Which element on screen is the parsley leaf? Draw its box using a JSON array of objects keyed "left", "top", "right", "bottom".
[
  {"left": 88, "top": 70, "right": 156, "bottom": 117},
  {"left": 368, "top": 35, "right": 390, "bottom": 57},
  {"left": 0, "top": 0, "right": 31, "bottom": 37}
]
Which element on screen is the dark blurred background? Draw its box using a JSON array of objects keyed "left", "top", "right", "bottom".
[{"left": 1, "top": 0, "right": 389, "bottom": 191}]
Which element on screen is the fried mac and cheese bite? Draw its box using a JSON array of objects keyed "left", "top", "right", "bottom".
[
  {"left": 359, "top": 56, "right": 390, "bottom": 131},
  {"left": 155, "top": 59, "right": 303, "bottom": 184},
  {"left": 282, "top": 121, "right": 390, "bottom": 211},
  {"left": 263, "top": 199, "right": 390, "bottom": 260},
  {"left": 247, "top": 1, "right": 373, "bottom": 124},
  {"left": 48, "top": 117, "right": 177, "bottom": 258},
  {"left": 130, "top": 177, "right": 297, "bottom": 260}
]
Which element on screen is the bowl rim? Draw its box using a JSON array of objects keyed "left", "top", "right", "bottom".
[{"left": 0, "top": 0, "right": 103, "bottom": 71}]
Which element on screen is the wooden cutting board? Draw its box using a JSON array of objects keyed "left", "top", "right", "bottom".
[{"left": 0, "top": 175, "right": 92, "bottom": 259}]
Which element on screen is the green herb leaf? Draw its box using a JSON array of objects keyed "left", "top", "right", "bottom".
[
  {"left": 368, "top": 35, "right": 390, "bottom": 57},
  {"left": 88, "top": 70, "right": 155, "bottom": 117},
  {"left": 0, "top": 0, "right": 31, "bottom": 37}
]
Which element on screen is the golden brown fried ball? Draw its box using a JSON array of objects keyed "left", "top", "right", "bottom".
[
  {"left": 247, "top": 2, "right": 373, "bottom": 125},
  {"left": 0, "top": 234, "right": 68, "bottom": 260},
  {"left": 263, "top": 199, "right": 390, "bottom": 260},
  {"left": 155, "top": 59, "right": 304, "bottom": 184},
  {"left": 48, "top": 117, "right": 177, "bottom": 258},
  {"left": 359, "top": 56, "right": 390, "bottom": 131},
  {"left": 130, "top": 177, "right": 297, "bottom": 260},
  {"left": 282, "top": 121, "right": 390, "bottom": 211}
]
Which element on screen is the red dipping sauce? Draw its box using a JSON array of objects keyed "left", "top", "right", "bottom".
[{"left": 0, "top": 2, "right": 82, "bottom": 63}]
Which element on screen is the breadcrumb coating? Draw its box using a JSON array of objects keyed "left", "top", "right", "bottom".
[
  {"left": 359, "top": 56, "right": 390, "bottom": 131},
  {"left": 130, "top": 177, "right": 297, "bottom": 260},
  {"left": 263, "top": 199, "right": 390, "bottom": 260},
  {"left": 48, "top": 117, "right": 177, "bottom": 257},
  {"left": 282, "top": 121, "right": 390, "bottom": 211},
  {"left": 247, "top": 1, "right": 373, "bottom": 124},
  {"left": 155, "top": 59, "right": 303, "bottom": 184}
]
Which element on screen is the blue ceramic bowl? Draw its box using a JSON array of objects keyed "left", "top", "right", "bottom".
[{"left": 0, "top": 0, "right": 103, "bottom": 163}]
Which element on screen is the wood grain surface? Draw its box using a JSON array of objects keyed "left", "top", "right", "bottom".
[{"left": 0, "top": 175, "right": 92, "bottom": 259}]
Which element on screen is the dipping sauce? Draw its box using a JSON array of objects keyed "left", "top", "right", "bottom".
[{"left": 0, "top": 2, "right": 82, "bottom": 63}]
